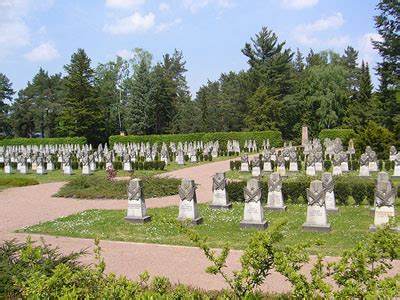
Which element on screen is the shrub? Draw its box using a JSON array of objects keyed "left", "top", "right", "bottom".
[
  {"left": 282, "top": 177, "right": 310, "bottom": 203},
  {"left": 378, "top": 160, "right": 384, "bottom": 171},
  {"left": 109, "top": 130, "right": 283, "bottom": 150},
  {"left": 384, "top": 160, "right": 393, "bottom": 171},
  {"left": 354, "top": 121, "right": 397, "bottom": 159},
  {"left": 319, "top": 129, "right": 356, "bottom": 145},
  {"left": 351, "top": 160, "right": 360, "bottom": 171},
  {"left": 230, "top": 161, "right": 235, "bottom": 171},
  {"left": 0, "top": 178, "right": 39, "bottom": 188},
  {"left": 323, "top": 160, "right": 332, "bottom": 171},
  {"left": 0, "top": 137, "right": 87, "bottom": 146},
  {"left": 335, "top": 180, "right": 352, "bottom": 205}
]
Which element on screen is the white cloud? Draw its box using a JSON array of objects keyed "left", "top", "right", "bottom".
[
  {"left": 156, "top": 18, "right": 182, "bottom": 32},
  {"left": 104, "top": 12, "right": 155, "bottom": 34},
  {"left": 105, "top": 0, "right": 145, "bottom": 9},
  {"left": 280, "top": 0, "right": 318, "bottom": 10},
  {"left": 159, "top": 2, "right": 170, "bottom": 12},
  {"left": 358, "top": 32, "right": 382, "bottom": 64},
  {"left": 182, "top": 0, "right": 235, "bottom": 12},
  {"left": 116, "top": 49, "right": 135, "bottom": 59},
  {"left": 0, "top": 0, "right": 55, "bottom": 60},
  {"left": 24, "top": 41, "right": 60, "bottom": 62},
  {"left": 293, "top": 13, "right": 346, "bottom": 47},
  {"left": 295, "top": 13, "right": 344, "bottom": 34}
]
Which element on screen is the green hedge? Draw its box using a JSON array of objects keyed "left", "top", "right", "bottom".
[
  {"left": 0, "top": 137, "right": 87, "bottom": 146},
  {"left": 109, "top": 131, "right": 283, "bottom": 150},
  {"left": 319, "top": 129, "right": 356, "bottom": 144},
  {"left": 226, "top": 176, "right": 375, "bottom": 205}
]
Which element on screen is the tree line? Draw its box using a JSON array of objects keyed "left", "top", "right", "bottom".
[{"left": 0, "top": 0, "right": 398, "bottom": 145}]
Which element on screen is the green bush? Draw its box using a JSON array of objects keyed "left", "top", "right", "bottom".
[
  {"left": 319, "top": 129, "right": 356, "bottom": 144},
  {"left": 323, "top": 160, "right": 332, "bottom": 171},
  {"left": 227, "top": 176, "right": 375, "bottom": 205},
  {"left": 351, "top": 160, "right": 360, "bottom": 171},
  {"left": 0, "top": 177, "right": 39, "bottom": 188},
  {"left": 282, "top": 177, "right": 310, "bottom": 203},
  {"left": 355, "top": 122, "right": 397, "bottom": 159},
  {"left": 0, "top": 137, "right": 87, "bottom": 146},
  {"left": 54, "top": 176, "right": 180, "bottom": 199},
  {"left": 109, "top": 130, "right": 283, "bottom": 150}
]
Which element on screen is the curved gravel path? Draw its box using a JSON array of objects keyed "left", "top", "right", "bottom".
[{"left": 0, "top": 159, "right": 399, "bottom": 294}]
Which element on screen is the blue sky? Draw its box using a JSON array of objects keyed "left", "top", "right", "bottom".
[{"left": 0, "top": 0, "right": 381, "bottom": 97}]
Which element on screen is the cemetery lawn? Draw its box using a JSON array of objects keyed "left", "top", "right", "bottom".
[
  {"left": 20, "top": 203, "right": 398, "bottom": 257},
  {"left": 54, "top": 175, "right": 181, "bottom": 199}
]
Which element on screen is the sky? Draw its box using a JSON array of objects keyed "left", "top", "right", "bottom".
[{"left": 0, "top": 0, "right": 382, "bottom": 97}]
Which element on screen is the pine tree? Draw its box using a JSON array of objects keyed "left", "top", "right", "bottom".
[
  {"left": 58, "top": 48, "right": 103, "bottom": 144},
  {"left": 373, "top": 0, "right": 400, "bottom": 133},
  {"left": 125, "top": 48, "right": 154, "bottom": 135},
  {"left": 0, "top": 73, "right": 14, "bottom": 135}
]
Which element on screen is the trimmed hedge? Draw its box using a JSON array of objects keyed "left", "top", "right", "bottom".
[
  {"left": 0, "top": 137, "right": 87, "bottom": 146},
  {"left": 319, "top": 129, "right": 356, "bottom": 144},
  {"left": 226, "top": 176, "right": 375, "bottom": 205},
  {"left": 109, "top": 131, "right": 283, "bottom": 150}
]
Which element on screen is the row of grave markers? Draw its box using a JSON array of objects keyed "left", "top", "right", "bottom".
[{"left": 125, "top": 171, "right": 399, "bottom": 232}]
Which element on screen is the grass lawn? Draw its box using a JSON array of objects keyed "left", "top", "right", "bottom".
[{"left": 20, "top": 203, "right": 396, "bottom": 256}]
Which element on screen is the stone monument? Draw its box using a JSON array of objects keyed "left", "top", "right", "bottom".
[
  {"left": 322, "top": 172, "right": 338, "bottom": 213},
  {"left": 240, "top": 153, "right": 249, "bottom": 172},
  {"left": 266, "top": 173, "right": 286, "bottom": 211},
  {"left": 178, "top": 179, "right": 203, "bottom": 225},
  {"left": 251, "top": 157, "right": 261, "bottom": 176},
  {"left": 302, "top": 180, "right": 331, "bottom": 231},
  {"left": 209, "top": 173, "right": 232, "bottom": 209},
  {"left": 124, "top": 178, "right": 151, "bottom": 223},
  {"left": 240, "top": 178, "right": 268, "bottom": 229}
]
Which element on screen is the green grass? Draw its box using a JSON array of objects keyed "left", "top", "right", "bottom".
[
  {"left": 54, "top": 175, "right": 181, "bottom": 199},
  {"left": 0, "top": 177, "right": 39, "bottom": 190},
  {"left": 20, "top": 203, "right": 391, "bottom": 256}
]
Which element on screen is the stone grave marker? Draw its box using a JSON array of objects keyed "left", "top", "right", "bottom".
[
  {"left": 209, "top": 172, "right": 232, "bottom": 209},
  {"left": 322, "top": 172, "right": 338, "bottom": 213},
  {"left": 302, "top": 180, "right": 331, "bottom": 232},
  {"left": 240, "top": 178, "right": 268, "bottom": 229},
  {"left": 266, "top": 173, "right": 286, "bottom": 211},
  {"left": 124, "top": 178, "right": 151, "bottom": 223},
  {"left": 178, "top": 179, "right": 203, "bottom": 225}
]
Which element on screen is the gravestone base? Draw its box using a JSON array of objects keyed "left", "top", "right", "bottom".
[
  {"left": 327, "top": 207, "right": 339, "bottom": 214},
  {"left": 82, "top": 166, "right": 92, "bottom": 175},
  {"left": 370, "top": 207, "right": 375, "bottom": 216},
  {"left": 123, "top": 163, "right": 132, "bottom": 172},
  {"left": 315, "top": 162, "right": 323, "bottom": 173},
  {"left": 266, "top": 205, "right": 287, "bottom": 212},
  {"left": 302, "top": 223, "right": 331, "bottom": 232},
  {"left": 178, "top": 217, "right": 203, "bottom": 225},
  {"left": 359, "top": 166, "right": 370, "bottom": 177},
  {"left": 240, "top": 163, "right": 249, "bottom": 172},
  {"left": 251, "top": 167, "right": 261, "bottom": 177},
  {"left": 306, "top": 166, "right": 316, "bottom": 176},
  {"left": 20, "top": 166, "right": 27, "bottom": 174},
  {"left": 369, "top": 225, "right": 400, "bottom": 232},
  {"left": 209, "top": 203, "right": 232, "bottom": 210},
  {"left": 124, "top": 215, "right": 152, "bottom": 224},
  {"left": 263, "top": 163, "right": 272, "bottom": 173},
  {"left": 240, "top": 220, "right": 268, "bottom": 230},
  {"left": 4, "top": 166, "right": 11, "bottom": 174}
]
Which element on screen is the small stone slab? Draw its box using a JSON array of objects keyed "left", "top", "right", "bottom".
[
  {"left": 240, "top": 220, "right": 268, "bottom": 230},
  {"left": 369, "top": 225, "right": 400, "bottom": 232},
  {"left": 302, "top": 223, "right": 331, "bottom": 232},
  {"left": 391, "top": 176, "right": 400, "bottom": 179},
  {"left": 265, "top": 206, "right": 287, "bottom": 212},
  {"left": 190, "top": 217, "right": 203, "bottom": 225},
  {"left": 326, "top": 208, "right": 339, "bottom": 214},
  {"left": 209, "top": 203, "right": 233, "bottom": 210},
  {"left": 370, "top": 207, "right": 375, "bottom": 216},
  {"left": 124, "top": 216, "right": 152, "bottom": 224}
]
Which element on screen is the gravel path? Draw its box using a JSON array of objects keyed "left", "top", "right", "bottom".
[{"left": 0, "top": 159, "right": 399, "bottom": 294}]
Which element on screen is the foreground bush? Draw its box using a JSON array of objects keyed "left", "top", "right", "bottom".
[
  {"left": 54, "top": 175, "right": 180, "bottom": 199},
  {"left": 319, "top": 129, "right": 356, "bottom": 144}
]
